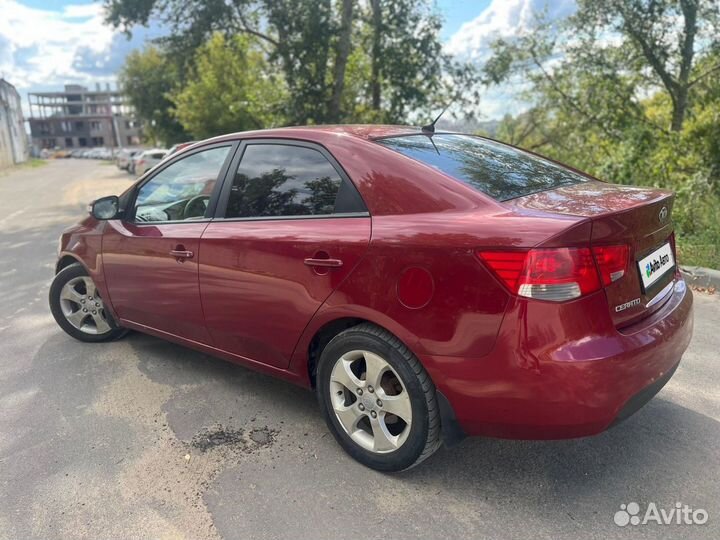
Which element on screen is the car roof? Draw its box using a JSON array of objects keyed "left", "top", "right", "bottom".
[{"left": 206, "top": 124, "right": 422, "bottom": 144}]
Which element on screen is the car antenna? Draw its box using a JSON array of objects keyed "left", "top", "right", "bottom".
[{"left": 421, "top": 106, "right": 448, "bottom": 134}]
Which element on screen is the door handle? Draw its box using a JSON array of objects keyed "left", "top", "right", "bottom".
[
  {"left": 304, "top": 257, "right": 343, "bottom": 268},
  {"left": 170, "top": 249, "right": 194, "bottom": 259}
]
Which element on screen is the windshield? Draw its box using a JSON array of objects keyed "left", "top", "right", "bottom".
[{"left": 375, "top": 134, "right": 588, "bottom": 201}]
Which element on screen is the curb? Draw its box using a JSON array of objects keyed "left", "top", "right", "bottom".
[{"left": 680, "top": 265, "right": 720, "bottom": 290}]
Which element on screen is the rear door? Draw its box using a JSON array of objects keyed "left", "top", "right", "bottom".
[
  {"left": 103, "top": 143, "right": 236, "bottom": 344},
  {"left": 199, "top": 140, "right": 371, "bottom": 368}
]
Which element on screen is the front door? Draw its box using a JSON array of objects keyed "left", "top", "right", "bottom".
[
  {"left": 103, "top": 144, "right": 235, "bottom": 344},
  {"left": 199, "top": 141, "right": 371, "bottom": 368}
]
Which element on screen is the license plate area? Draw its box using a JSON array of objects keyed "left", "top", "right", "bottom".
[{"left": 637, "top": 242, "right": 675, "bottom": 292}]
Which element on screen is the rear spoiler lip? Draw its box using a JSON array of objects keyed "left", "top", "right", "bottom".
[{"left": 505, "top": 180, "right": 674, "bottom": 219}]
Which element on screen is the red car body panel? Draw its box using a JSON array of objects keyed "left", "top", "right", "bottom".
[
  {"left": 56, "top": 125, "right": 694, "bottom": 441},
  {"left": 199, "top": 217, "right": 371, "bottom": 369},
  {"left": 420, "top": 279, "right": 692, "bottom": 439},
  {"left": 102, "top": 220, "right": 213, "bottom": 344}
]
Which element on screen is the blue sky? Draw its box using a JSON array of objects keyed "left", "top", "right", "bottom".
[
  {"left": 0, "top": 0, "right": 573, "bottom": 119},
  {"left": 13, "top": 0, "right": 491, "bottom": 40}
]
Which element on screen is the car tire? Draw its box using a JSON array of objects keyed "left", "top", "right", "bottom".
[
  {"left": 317, "top": 323, "right": 441, "bottom": 472},
  {"left": 49, "top": 263, "right": 127, "bottom": 343}
]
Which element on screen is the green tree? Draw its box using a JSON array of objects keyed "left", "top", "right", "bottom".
[
  {"left": 365, "top": 0, "right": 480, "bottom": 123},
  {"left": 118, "top": 46, "right": 189, "bottom": 145},
  {"left": 484, "top": 2, "right": 720, "bottom": 267},
  {"left": 485, "top": 0, "right": 720, "bottom": 133},
  {"left": 105, "top": 0, "right": 479, "bottom": 124},
  {"left": 263, "top": 0, "right": 335, "bottom": 123},
  {"left": 171, "top": 33, "right": 287, "bottom": 138},
  {"left": 574, "top": 0, "right": 720, "bottom": 132}
]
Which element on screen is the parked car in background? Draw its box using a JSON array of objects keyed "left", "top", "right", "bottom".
[
  {"left": 128, "top": 152, "right": 140, "bottom": 175},
  {"left": 133, "top": 149, "right": 168, "bottom": 177},
  {"left": 75, "top": 148, "right": 113, "bottom": 160},
  {"left": 167, "top": 141, "right": 198, "bottom": 156},
  {"left": 50, "top": 149, "right": 71, "bottom": 159},
  {"left": 116, "top": 148, "right": 141, "bottom": 170},
  {"left": 49, "top": 126, "right": 692, "bottom": 472}
]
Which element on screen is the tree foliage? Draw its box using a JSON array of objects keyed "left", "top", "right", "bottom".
[
  {"left": 171, "top": 34, "right": 287, "bottom": 138},
  {"left": 106, "top": 0, "right": 479, "bottom": 126},
  {"left": 484, "top": 0, "right": 720, "bottom": 267},
  {"left": 118, "top": 46, "right": 189, "bottom": 145}
]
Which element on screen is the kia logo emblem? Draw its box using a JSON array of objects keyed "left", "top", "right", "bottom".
[{"left": 659, "top": 206, "right": 668, "bottom": 222}]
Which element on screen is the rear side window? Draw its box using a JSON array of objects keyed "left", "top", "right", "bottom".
[
  {"left": 375, "top": 134, "right": 588, "bottom": 201},
  {"left": 225, "top": 143, "right": 366, "bottom": 218}
]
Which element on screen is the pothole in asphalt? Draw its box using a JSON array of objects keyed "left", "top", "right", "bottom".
[
  {"left": 248, "top": 427, "right": 274, "bottom": 446},
  {"left": 191, "top": 424, "right": 277, "bottom": 454},
  {"left": 192, "top": 426, "right": 246, "bottom": 452}
]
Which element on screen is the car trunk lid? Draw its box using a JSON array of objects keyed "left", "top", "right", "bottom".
[{"left": 508, "top": 180, "right": 677, "bottom": 327}]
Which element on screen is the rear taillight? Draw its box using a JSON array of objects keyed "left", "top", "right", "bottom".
[
  {"left": 478, "top": 248, "right": 601, "bottom": 301},
  {"left": 591, "top": 245, "right": 629, "bottom": 286},
  {"left": 474, "top": 251, "right": 526, "bottom": 291}
]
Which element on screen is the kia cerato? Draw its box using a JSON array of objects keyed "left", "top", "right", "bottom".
[{"left": 49, "top": 126, "right": 693, "bottom": 471}]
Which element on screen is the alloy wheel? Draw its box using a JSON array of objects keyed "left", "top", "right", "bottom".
[
  {"left": 329, "top": 349, "right": 413, "bottom": 453},
  {"left": 59, "top": 276, "right": 111, "bottom": 335}
]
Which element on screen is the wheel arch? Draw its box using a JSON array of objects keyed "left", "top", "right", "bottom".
[
  {"left": 55, "top": 254, "right": 85, "bottom": 274},
  {"left": 300, "top": 308, "right": 422, "bottom": 390},
  {"left": 305, "top": 315, "right": 467, "bottom": 449},
  {"left": 306, "top": 317, "right": 368, "bottom": 389}
]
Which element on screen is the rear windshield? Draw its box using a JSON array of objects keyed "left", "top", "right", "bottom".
[{"left": 375, "top": 133, "right": 588, "bottom": 201}]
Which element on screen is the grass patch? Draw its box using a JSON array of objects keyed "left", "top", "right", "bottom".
[
  {"left": 677, "top": 241, "right": 720, "bottom": 270},
  {"left": 0, "top": 158, "right": 47, "bottom": 176},
  {"left": 19, "top": 158, "right": 48, "bottom": 169}
]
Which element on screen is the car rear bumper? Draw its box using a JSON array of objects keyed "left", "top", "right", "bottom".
[{"left": 422, "top": 278, "right": 693, "bottom": 440}]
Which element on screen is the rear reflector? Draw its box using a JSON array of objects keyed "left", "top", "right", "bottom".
[
  {"left": 478, "top": 247, "right": 602, "bottom": 302},
  {"left": 591, "top": 245, "right": 629, "bottom": 286},
  {"left": 473, "top": 251, "right": 526, "bottom": 291}
]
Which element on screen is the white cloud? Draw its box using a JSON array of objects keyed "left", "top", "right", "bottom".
[
  {"left": 0, "top": 1, "right": 115, "bottom": 89},
  {"left": 62, "top": 3, "right": 103, "bottom": 19},
  {"left": 445, "top": 0, "right": 576, "bottom": 119},
  {"left": 0, "top": 1, "right": 164, "bottom": 120},
  {"left": 446, "top": 0, "right": 576, "bottom": 62}
]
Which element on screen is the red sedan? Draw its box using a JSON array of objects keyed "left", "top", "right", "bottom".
[{"left": 49, "top": 126, "right": 693, "bottom": 471}]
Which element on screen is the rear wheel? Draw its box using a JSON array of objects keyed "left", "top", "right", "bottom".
[
  {"left": 317, "top": 323, "right": 441, "bottom": 471},
  {"left": 49, "top": 263, "right": 127, "bottom": 342}
]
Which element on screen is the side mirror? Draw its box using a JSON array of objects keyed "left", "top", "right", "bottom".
[{"left": 90, "top": 195, "right": 120, "bottom": 220}]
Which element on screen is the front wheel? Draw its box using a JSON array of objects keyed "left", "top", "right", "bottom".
[
  {"left": 317, "top": 323, "right": 441, "bottom": 472},
  {"left": 49, "top": 263, "right": 127, "bottom": 342}
]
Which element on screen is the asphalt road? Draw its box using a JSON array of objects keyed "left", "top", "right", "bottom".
[{"left": 1, "top": 159, "right": 718, "bottom": 540}]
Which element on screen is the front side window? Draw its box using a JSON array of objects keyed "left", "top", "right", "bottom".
[
  {"left": 225, "top": 144, "right": 352, "bottom": 218},
  {"left": 134, "top": 146, "right": 230, "bottom": 222},
  {"left": 375, "top": 134, "right": 588, "bottom": 201}
]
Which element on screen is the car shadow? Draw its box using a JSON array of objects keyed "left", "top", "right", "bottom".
[{"left": 124, "top": 331, "right": 719, "bottom": 503}]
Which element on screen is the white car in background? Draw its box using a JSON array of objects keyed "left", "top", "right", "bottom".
[
  {"left": 134, "top": 149, "right": 168, "bottom": 177},
  {"left": 116, "top": 148, "right": 142, "bottom": 170}
]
